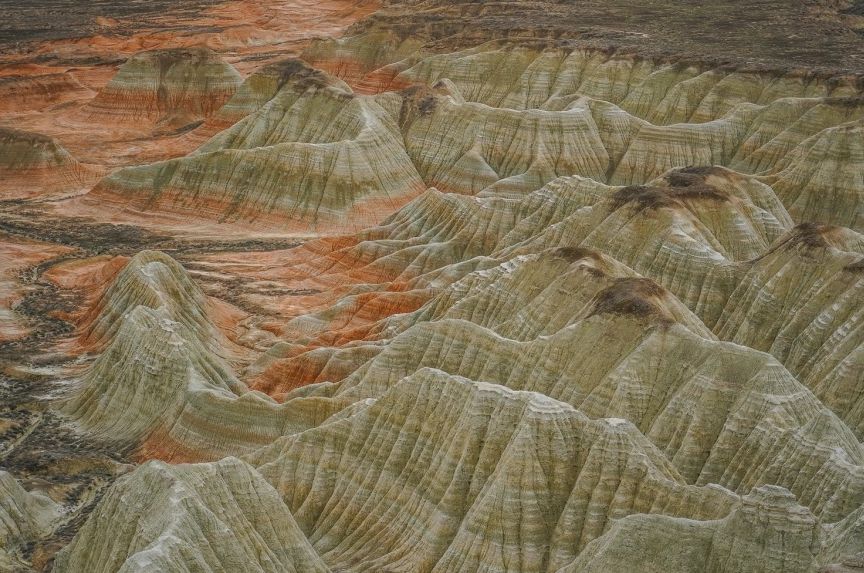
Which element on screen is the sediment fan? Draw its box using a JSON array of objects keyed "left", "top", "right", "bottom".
[{"left": 2, "top": 2, "right": 864, "bottom": 572}]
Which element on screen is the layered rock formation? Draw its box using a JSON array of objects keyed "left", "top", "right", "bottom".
[
  {"left": 0, "top": 472, "right": 60, "bottom": 569},
  {"left": 81, "top": 47, "right": 241, "bottom": 124},
  {"left": 251, "top": 371, "right": 738, "bottom": 571},
  {"left": 565, "top": 486, "right": 821, "bottom": 573},
  {"left": 4, "top": 1, "right": 864, "bottom": 571},
  {"left": 185, "top": 58, "right": 353, "bottom": 143},
  {"left": 79, "top": 250, "right": 222, "bottom": 349},
  {"left": 56, "top": 241, "right": 864, "bottom": 570},
  {"left": 64, "top": 38, "right": 864, "bottom": 235},
  {"left": 89, "top": 65, "right": 424, "bottom": 230},
  {"left": 0, "top": 71, "right": 93, "bottom": 114},
  {"left": 52, "top": 369, "right": 860, "bottom": 572},
  {"left": 0, "top": 127, "right": 100, "bottom": 199},
  {"left": 62, "top": 252, "right": 314, "bottom": 460},
  {"left": 304, "top": 38, "right": 864, "bottom": 230},
  {"left": 52, "top": 457, "right": 328, "bottom": 573}
]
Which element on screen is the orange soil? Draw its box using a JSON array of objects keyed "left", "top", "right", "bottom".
[
  {"left": 0, "top": 233, "right": 73, "bottom": 343},
  {"left": 1, "top": 1, "right": 452, "bottom": 463},
  {"left": 80, "top": 180, "right": 427, "bottom": 236},
  {"left": 0, "top": 0, "right": 381, "bottom": 170}
]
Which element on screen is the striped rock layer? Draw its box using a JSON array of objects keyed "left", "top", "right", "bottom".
[{"left": 27, "top": 26, "right": 864, "bottom": 573}]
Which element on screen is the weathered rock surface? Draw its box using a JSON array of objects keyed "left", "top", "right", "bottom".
[
  {"left": 0, "top": 127, "right": 100, "bottom": 199},
  {"left": 6, "top": 3, "right": 864, "bottom": 572},
  {"left": 304, "top": 38, "right": 864, "bottom": 230},
  {"left": 62, "top": 252, "right": 314, "bottom": 460},
  {"left": 564, "top": 486, "right": 821, "bottom": 573},
  {"left": 0, "top": 471, "right": 61, "bottom": 569},
  {"left": 80, "top": 250, "right": 221, "bottom": 349},
  {"left": 253, "top": 370, "right": 740, "bottom": 571},
  {"left": 90, "top": 67, "right": 424, "bottom": 231},
  {"left": 52, "top": 457, "right": 328, "bottom": 573},
  {"left": 81, "top": 47, "right": 242, "bottom": 127}
]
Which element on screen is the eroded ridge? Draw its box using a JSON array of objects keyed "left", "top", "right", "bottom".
[{"left": 2, "top": 2, "right": 864, "bottom": 572}]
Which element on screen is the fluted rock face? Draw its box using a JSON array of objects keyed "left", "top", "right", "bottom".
[
  {"left": 214, "top": 58, "right": 351, "bottom": 130},
  {"left": 63, "top": 305, "right": 244, "bottom": 445},
  {"left": 324, "top": 319, "right": 864, "bottom": 521},
  {"left": 10, "top": 5, "right": 864, "bottom": 571},
  {"left": 182, "top": 58, "right": 355, "bottom": 147},
  {"left": 0, "top": 128, "right": 76, "bottom": 172},
  {"left": 82, "top": 47, "right": 242, "bottom": 125},
  {"left": 764, "top": 121, "right": 864, "bottom": 231},
  {"left": 76, "top": 39, "right": 864, "bottom": 232},
  {"left": 401, "top": 93, "right": 611, "bottom": 195},
  {"left": 301, "top": 29, "right": 427, "bottom": 94},
  {"left": 250, "top": 370, "right": 738, "bottom": 572},
  {"left": 565, "top": 486, "right": 820, "bottom": 573},
  {"left": 90, "top": 68, "right": 425, "bottom": 230},
  {"left": 496, "top": 171, "right": 790, "bottom": 319},
  {"left": 81, "top": 250, "right": 219, "bottom": 349},
  {"left": 63, "top": 252, "right": 321, "bottom": 459},
  {"left": 388, "top": 46, "right": 847, "bottom": 119},
  {"left": 0, "top": 72, "right": 93, "bottom": 113},
  {"left": 302, "top": 37, "right": 864, "bottom": 230},
  {"left": 337, "top": 166, "right": 789, "bottom": 321},
  {"left": 0, "top": 127, "right": 99, "bottom": 198},
  {"left": 390, "top": 248, "right": 715, "bottom": 341},
  {"left": 824, "top": 504, "right": 864, "bottom": 567},
  {"left": 52, "top": 457, "right": 329, "bottom": 573},
  {"left": 0, "top": 471, "right": 60, "bottom": 566},
  {"left": 715, "top": 224, "right": 864, "bottom": 438}
]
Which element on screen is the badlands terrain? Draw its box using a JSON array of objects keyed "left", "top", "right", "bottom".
[{"left": 1, "top": 0, "right": 864, "bottom": 571}]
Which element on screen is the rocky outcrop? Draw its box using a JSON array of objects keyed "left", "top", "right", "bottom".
[
  {"left": 52, "top": 457, "right": 328, "bottom": 573},
  {"left": 55, "top": 370, "right": 861, "bottom": 571},
  {"left": 0, "top": 127, "right": 100, "bottom": 199},
  {"left": 63, "top": 304, "right": 245, "bottom": 446},
  {"left": 565, "top": 486, "right": 821, "bottom": 573},
  {"left": 89, "top": 68, "right": 425, "bottom": 231},
  {"left": 81, "top": 47, "right": 242, "bottom": 127},
  {"left": 76, "top": 38, "right": 864, "bottom": 233},
  {"left": 321, "top": 318, "right": 864, "bottom": 520},
  {"left": 0, "top": 471, "right": 60, "bottom": 568}
]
